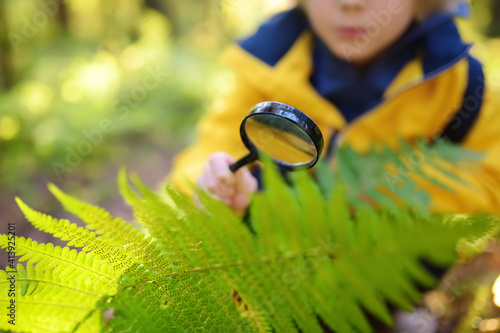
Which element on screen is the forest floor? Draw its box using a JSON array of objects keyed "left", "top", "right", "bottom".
[{"left": 0, "top": 142, "right": 176, "bottom": 259}]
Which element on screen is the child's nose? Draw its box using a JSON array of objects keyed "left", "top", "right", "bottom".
[{"left": 338, "top": 0, "right": 365, "bottom": 12}]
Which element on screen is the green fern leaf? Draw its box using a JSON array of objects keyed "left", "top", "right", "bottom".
[
  {"left": 2, "top": 141, "right": 495, "bottom": 333},
  {"left": 48, "top": 183, "right": 171, "bottom": 276},
  {"left": 0, "top": 263, "right": 102, "bottom": 332},
  {"left": 0, "top": 236, "right": 119, "bottom": 294},
  {"left": 112, "top": 161, "right": 491, "bottom": 332},
  {"left": 15, "top": 198, "right": 134, "bottom": 275}
]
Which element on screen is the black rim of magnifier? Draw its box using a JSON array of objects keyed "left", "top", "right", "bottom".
[{"left": 229, "top": 101, "right": 324, "bottom": 172}]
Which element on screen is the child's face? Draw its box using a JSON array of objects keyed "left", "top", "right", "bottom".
[{"left": 303, "top": 0, "right": 416, "bottom": 66}]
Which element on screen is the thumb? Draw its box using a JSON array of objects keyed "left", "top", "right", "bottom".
[{"left": 234, "top": 167, "right": 258, "bottom": 194}]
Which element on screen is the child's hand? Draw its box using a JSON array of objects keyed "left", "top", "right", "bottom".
[{"left": 197, "top": 152, "right": 258, "bottom": 212}]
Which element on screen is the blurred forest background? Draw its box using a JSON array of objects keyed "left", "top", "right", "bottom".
[
  {"left": 1, "top": 0, "right": 500, "bottom": 220},
  {"left": 1, "top": 0, "right": 500, "bottom": 331},
  {"left": 0, "top": 0, "right": 297, "bottom": 222}
]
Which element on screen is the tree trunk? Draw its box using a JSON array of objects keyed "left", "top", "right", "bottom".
[
  {"left": 0, "top": 0, "right": 13, "bottom": 90},
  {"left": 56, "top": 1, "right": 69, "bottom": 32},
  {"left": 488, "top": 0, "right": 500, "bottom": 37}
]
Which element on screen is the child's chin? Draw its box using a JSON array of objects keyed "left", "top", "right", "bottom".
[
  {"left": 331, "top": 46, "right": 385, "bottom": 67},
  {"left": 336, "top": 52, "right": 377, "bottom": 66}
]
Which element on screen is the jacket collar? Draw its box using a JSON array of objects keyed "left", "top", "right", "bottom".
[
  {"left": 222, "top": 11, "right": 472, "bottom": 135},
  {"left": 310, "top": 13, "right": 469, "bottom": 122}
]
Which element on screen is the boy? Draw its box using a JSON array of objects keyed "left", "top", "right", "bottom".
[{"left": 169, "top": 0, "right": 500, "bottom": 214}]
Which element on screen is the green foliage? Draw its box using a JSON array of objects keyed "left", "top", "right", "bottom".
[
  {"left": 0, "top": 141, "right": 497, "bottom": 332},
  {"left": 0, "top": 0, "right": 227, "bottom": 198},
  {"left": 318, "top": 138, "right": 483, "bottom": 216},
  {"left": 0, "top": 0, "right": 299, "bottom": 199}
]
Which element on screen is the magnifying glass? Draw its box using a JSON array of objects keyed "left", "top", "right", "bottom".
[{"left": 229, "top": 101, "right": 324, "bottom": 172}]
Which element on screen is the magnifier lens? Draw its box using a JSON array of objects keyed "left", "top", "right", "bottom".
[
  {"left": 229, "top": 102, "right": 324, "bottom": 172},
  {"left": 244, "top": 114, "right": 317, "bottom": 165}
]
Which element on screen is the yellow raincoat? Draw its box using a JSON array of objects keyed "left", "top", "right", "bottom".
[{"left": 169, "top": 10, "right": 500, "bottom": 214}]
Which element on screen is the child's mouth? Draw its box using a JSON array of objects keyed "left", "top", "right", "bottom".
[{"left": 337, "top": 27, "right": 366, "bottom": 39}]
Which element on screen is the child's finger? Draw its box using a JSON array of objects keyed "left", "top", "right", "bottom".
[
  {"left": 232, "top": 192, "right": 251, "bottom": 212},
  {"left": 216, "top": 183, "right": 237, "bottom": 201},
  {"left": 208, "top": 153, "right": 236, "bottom": 186},
  {"left": 198, "top": 163, "right": 216, "bottom": 192},
  {"left": 198, "top": 152, "right": 256, "bottom": 212},
  {"left": 234, "top": 168, "right": 258, "bottom": 195},
  {"left": 200, "top": 177, "right": 235, "bottom": 201},
  {"left": 199, "top": 159, "right": 236, "bottom": 199}
]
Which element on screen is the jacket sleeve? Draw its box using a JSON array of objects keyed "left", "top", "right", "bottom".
[
  {"left": 168, "top": 75, "right": 266, "bottom": 197},
  {"left": 419, "top": 86, "right": 500, "bottom": 214}
]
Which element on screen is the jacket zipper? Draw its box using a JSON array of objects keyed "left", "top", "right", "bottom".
[{"left": 329, "top": 46, "right": 472, "bottom": 156}]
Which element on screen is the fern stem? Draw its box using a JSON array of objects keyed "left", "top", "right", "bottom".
[
  {"left": 162, "top": 249, "right": 334, "bottom": 278},
  {"left": 9, "top": 237, "right": 122, "bottom": 287},
  {"left": 0, "top": 279, "right": 102, "bottom": 298}
]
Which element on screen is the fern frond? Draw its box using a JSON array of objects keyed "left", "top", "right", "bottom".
[
  {"left": 118, "top": 170, "right": 190, "bottom": 267},
  {"left": 3, "top": 141, "right": 494, "bottom": 333},
  {"left": 150, "top": 163, "right": 492, "bottom": 332},
  {"left": 102, "top": 268, "right": 256, "bottom": 333},
  {"left": 15, "top": 198, "right": 134, "bottom": 275},
  {"left": 331, "top": 139, "right": 483, "bottom": 215},
  {"left": 48, "top": 183, "right": 169, "bottom": 273},
  {"left": 0, "top": 236, "right": 119, "bottom": 293},
  {"left": 0, "top": 294, "right": 101, "bottom": 333},
  {"left": 128, "top": 170, "right": 262, "bottom": 331},
  {"left": 448, "top": 214, "right": 499, "bottom": 260},
  {"left": 118, "top": 172, "right": 268, "bottom": 331},
  {"left": 0, "top": 264, "right": 102, "bottom": 333},
  {"left": 48, "top": 183, "right": 120, "bottom": 233}
]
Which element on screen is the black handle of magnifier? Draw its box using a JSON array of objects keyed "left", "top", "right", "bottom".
[{"left": 229, "top": 152, "right": 258, "bottom": 173}]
